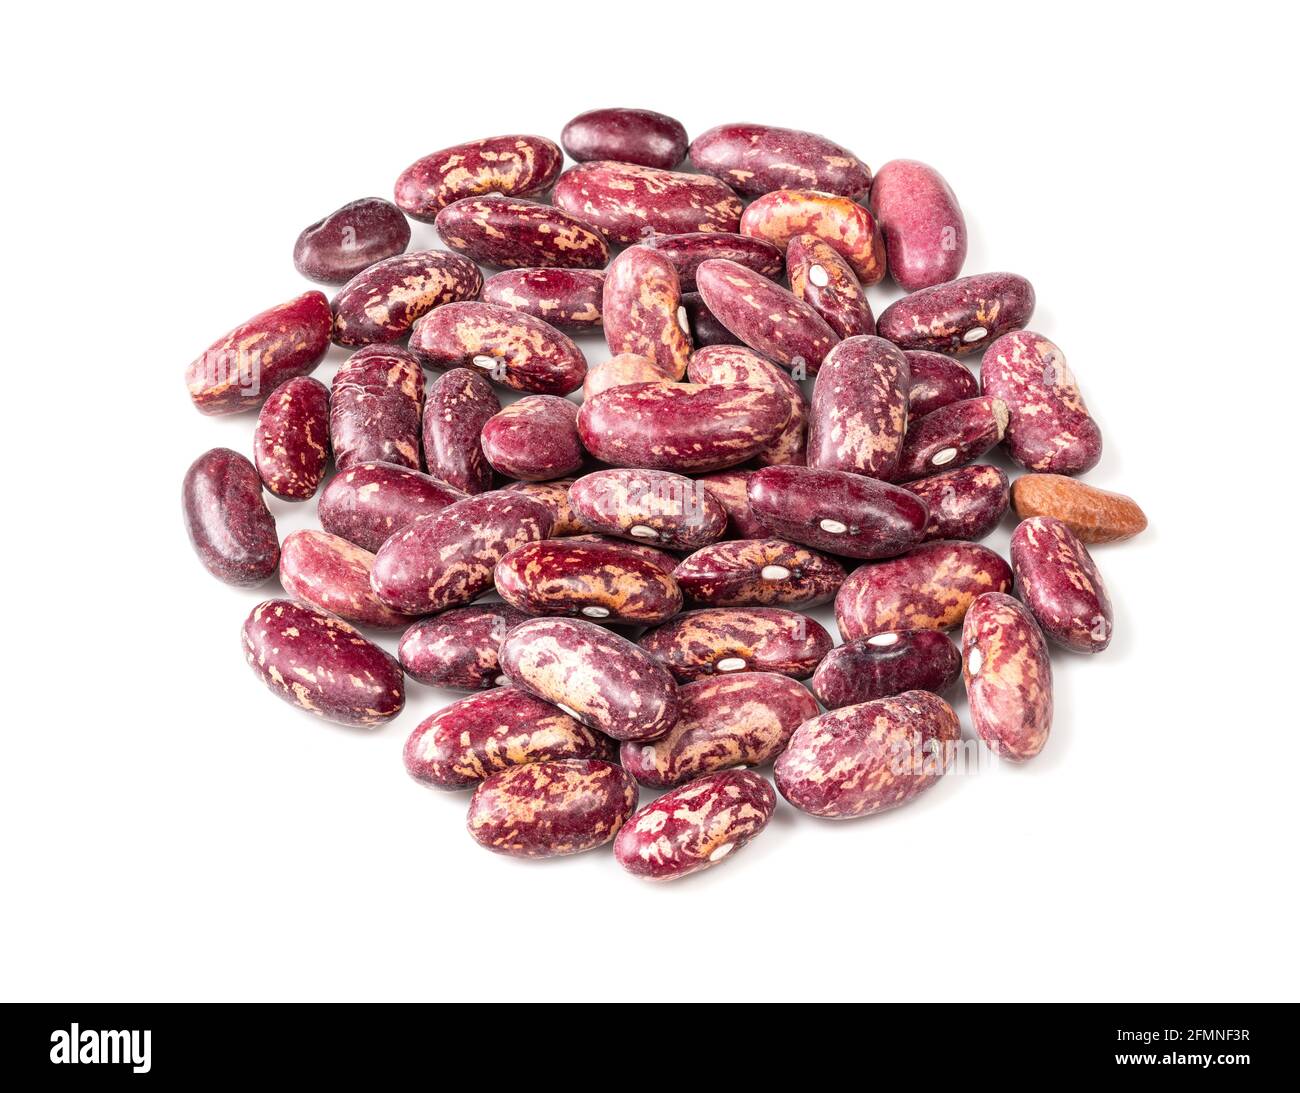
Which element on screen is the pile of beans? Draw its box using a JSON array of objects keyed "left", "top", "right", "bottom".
[{"left": 183, "top": 110, "right": 1147, "bottom": 882}]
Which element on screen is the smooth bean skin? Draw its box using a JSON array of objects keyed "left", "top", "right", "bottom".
[
  {"left": 1010, "top": 475, "right": 1147, "bottom": 544},
  {"left": 897, "top": 396, "right": 1008, "bottom": 481},
  {"left": 690, "top": 123, "right": 872, "bottom": 198},
  {"left": 482, "top": 268, "right": 604, "bottom": 331},
  {"left": 279, "top": 529, "right": 415, "bottom": 629},
  {"left": 422, "top": 368, "right": 499, "bottom": 495},
  {"left": 809, "top": 630, "right": 961, "bottom": 709},
  {"left": 696, "top": 470, "right": 772, "bottom": 539},
  {"left": 774, "top": 691, "right": 960, "bottom": 819},
  {"left": 806, "top": 335, "right": 910, "bottom": 480},
  {"left": 905, "top": 350, "right": 979, "bottom": 417},
  {"left": 963, "top": 592, "right": 1053, "bottom": 761},
  {"left": 183, "top": 448, "right": 280, "bottom": 586},
  {"left": 498, "top": 617, "right": 681, "bottom": 742},
  {"left": 614, "top": 769, "right": 775, "bottom": 881},
  {"left": 404, "top": 687, "right": 613, "bottom": 789},
  {"left": 318, "top": 461, "right": 464, "bottom": 553},
  {"left": 563, "top": 534, "right": 679, "bottom": 575},
  {"left": 740, "top": 190, "right": 886, "bottom": 285},
  {"left": 746, "top": 465, "right": 929, "bottom": 560},
  {"left": 502, "top": 479, "right": 585, "bottom": 535},
  {"left": 680, "top": 292, "right": 741, "bottom": 347},
  {"left": 905, "top": 464, "right": 1010, "bottom": 542},
  {"left": 1011, "top": 516, "right": 1113, "bottom": 653},
  {"left": 876, "top": 272, "right": 1035, "bottom": 355},
  {"left": 185, "top": 291, "right": 332, "bottom": 416},
  {"left": 673, "top": 539, "right": 845, "bottom": 608},
  {"left": 398, "top": 604, "right": 529, "bottom": 690},
  {"left": 687, "top": 345, "right": 807, "bottom": 467},
  {"left": 241, "top": 599, "right": 404, "bottom": 728},
  {"left": 480, "top": 396, "right": 582, "bottom": 482},
  {"left": 253, "top": 376, "right": 330, "bottom": 501},
  {"left": 583, "top": 353, "right": 674, "bottom": 398},
  {"left": 569, "top": 467, "right": 727, "bottom": 549},
  {"left": 834, "top": 540, "right": 1014, "bottom": 640},
  {"left": 330, "top": 251, "right": 482, "bottom": 347},
  {"left": 869, "top": 160, "right": 967, "bottom": 291},
  {"left": 561, "top": 107, "right": 688, "bottom": 170},
  {"left": 329, "top": 344, "right": 424, "bottom": 471},
  {"left": 787, "top": 233, "right": 875, "bottom": 339},
  {"left": 370, "top": 492, "right": 553, "bottom": 615},
  {"left": 638, "top": 607, "right": 832, "bottom": 682},
  {"left": 467, "top": 759, "right": 637, "bottom": 859},
  {"left": 293, "top": 197, "right": 410, "bottom": 284},
  {"left": 602, "top": 245, "right": 692, "bottom": 380},
  {"left": 435, "top": 195, "right": 609, "bottom": 269},
  {"left": 409, "top": 301, "right": 587, "bottom": 396},
  {"left": 394, "top": 134, "right": 563, "bottom": 221},
  {"left": 643, "top": 231, "right": 783, "bottom": 292}
]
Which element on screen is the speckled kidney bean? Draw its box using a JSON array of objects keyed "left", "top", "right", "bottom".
[
  {"left": 564, "top": 535, "right": 678, "bottom": 574},
  {"left": 614, "top": 769, "right": 775, "bottom": 881},
  {"left": 480, "top": 396, "right": 582, "bottom": 482},
  {"left": 905, "top": 350, "right": 979, "bottom": 418},
  {"left": 680, "top": 292, "right": 741, "bottom": 347},
  {"left": 318, "top": 461, "right": 464, "bottom": 553},
  {"left": 774, "top": 691, "right": 959, "bottom": 818},
  {"left": 695, "top": 259, "right": 838, "bottom": 375},
  {"left": 577, "top": 381, "right": 791, "bottom": 473},
  {"left": 370, "top": 492, "right": 553, "bottom": 615},
  {"left": 569, "top": 468, "right": 728, "bottom": 549},
  {"left": 740, "top": 190, "right": 886, "bottom": 285},
  {"left": 905, "top": 465, "right": 1009, "bottom": 542},
  {"left": 981, "top": 331, "right": 1102, "bottom": 474},
  {"left": 404, "top": 687, "right": 613, "bottom": 789},
  {"left": 422, "top": 368, "right": 500, "bottom": 495},
  {"left": 583, "top": 353, "right": 674, "bottom": 398},
  {"left": 690, "top": 123, "right": 872, "bottom": 198},
  {"left": 481, "top": 268, "right": 604, "bottom": 331},
  {"left": 498, "top": 617, "right": 680, "bottom": 742},
  {"left": 1010, "top": 475, "right": 1147, "bottom": 544},
  {"left": 806, "top": 335, "right": 910, "bottom": 480},
  {"left": 561, "top": 107, "right": 688, "bottom": 170},
  {"left": 1011, "top": 516, "right": 1113, "bottom": 653},
  {"left": 687, "top": 345, "right": 807, "bottom": 466},
  {"left": 876, "top": 272, "right": 1035, "bottom": 355},
  {"left": 502, "top": 479, "right": 585, "bottom": 535},
  {"left": 834, "top": 539, "right": 1014, "bottom": 640},
  {"left": 183, "top": 448, "right": 280, "bottom": 586},
  {"left": 330, "top": 251, "right": 482, "bottom": 348},
  {"left": 329, "top": 344, "right": 423, "bottom": 471},
  {"left": 494, "top": 538, "right": 683, "bottom": 625},
  {"left": 746, "top": 465, "right": 929, "bottom": 560},
  {"left": 398, "top": 603, "right": 529, "bottom": 690},
  {"left": 809, "top": 630, "right": 961, "bottom": 709},
  {"left": 435, "top": 195, "right": 609, "bottom": 269},
  {"left": 638, "top": 607, "right": 832, "bottom": 682},
  {"left": 602, "top": 245, "right": 692, "bottom": 380},
  {"left": 786, "top": 233, "right": 875, "bottom": 339},
  {"left": 467, "top": 759, "right": 637, "bottom": 859},
  {"left": 253, "top": 376, "right": 330, "bottom": 501},
  {"left": 279, "top": 529, "right": 414, "bottom": 629},
  {"left": 293, "top": 197, "right": 411, "bottom": 284},
  {"left": 673, "top": 539, "right": 845, "bottom": 608},
  {"left": 962, "top": 592, "right": 1053, "bottom": 761},
  {"left": 394, "top": 134, "right": 563, "bottom": 222},
  {"left": 869, "top": 160, "right": 967, "bottom": 291},
  {"left": 185, "top": 291, "right": 332, "bottom": 416},
  {"left": 897, "top": 396, "right": 1008, "bottom": 481},
  {"left": 241, "top": 599, "right": 404, "bottom": 727},
  {"left": 409, "top": 301, "right": 586, "bottom": 396},
  {"left": 552, "top": 161, "right": 742, "bottom": 243},
  {"left": 696, "top": 470, "right": 772, "bottom": 539},
  {"left": 620, "top": 673, "right": 817, "bottom": 788},
  {"left": 643, "top": 232, "right": 784, "bottom": 292}
]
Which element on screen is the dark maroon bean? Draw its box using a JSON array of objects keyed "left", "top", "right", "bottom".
[
  {"left": 690, "top": 123, "right": 872, "bottom": 198},
  {"left": 253, "top": 376, "right": 330, "bottom": 501},
  {"left": 435, "top": 195, "right": 609, "bottom": 269},
  {"left": 293, "top": 197, "right": 410, "bottom": 284},
  {"left": 695, "top": 471, "right": 772, "bottom": 539},
  {"left": 638, "top": 607, "right": 832, "bottom": 682},
  {"left": 876, "top": 272, "right": 1035, "bottom": 355},
  {"left": 1010, "top": 516, "right": 1113, "bottom": 654},
  {"left": 394, "top": 135, "right": 563, "bottom": 222},
  {"left": 481, "top": 268, "right": 604, "bottom": 330},
  {"left": 680, "top": 292, "right": 741, "bottom": 347},
  {"left": 330, "top": 251, "right": 482, "bottom": 347},
  {"left": 569, "top": 468, "right": 728, "bottom": 549},
  {"left": 905, "top": 350, "right": 979, "bottom": 418},
  {"left": 904, "top": 465, "right": 1010, "bottom": 542},
  {"left": 183, "top": 448, "right": 279, "bottom": 586},
  {"left": 686, "top": 345, "right": 808, "bottom": 467},
  {"left": 329, "top": 344, "right": 424, "bottom": 472},
  {"left": 869, "top": 160, "right": 967, "bottom": 291},
  {"left": 602, "top": 245, "right": 692, "bottom": 380},
  {"left": 786, "top": 234, "right": 875, "bottom": 339},
  {"left": 962, "top": 592, "right": 1053, "bottom": 761},
  {"left": 561, "top": 108, "right": 688, "bottom": 170},
  {"left": 278, "top": 529, "right": 415, "bottom": 629},
  {"left": 398, "top": 603, "right": 529, "bottom": 690},
  {"left": 809, "top": 630, "right": 961, "bottom": 709},
  {"left": 642, "top": 231, "right": 784, "bottom": 292},
  {"left": 422, "top": 368, "right": 500, "bottom": 495},
  {"left": 318, "top": 461, "right": 464, "bottom": 553},
  {"left": 806, "top": 335, "right": 910, "bottom": 480},
  {"left": 897, "top": 396, "right": 1008, "bottom": 480},
  {"left": 673, "top": 539, "right": 845, "bottom": 608},
  {"left": 502, "top": 479, "right": 585, "bottom": 535},
  {"left": 481, "top": 396, "right": 582, "bottom": 482}
]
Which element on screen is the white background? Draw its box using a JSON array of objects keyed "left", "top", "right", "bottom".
[{"left": 3, "top": 2, "right": 1294, "bottom": 1002}]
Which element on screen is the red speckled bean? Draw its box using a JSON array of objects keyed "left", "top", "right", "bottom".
[
  {"left": 241, "top": 599, "right": 404, "bottom": 728},
  {"left": 877, "top": 272, "right": 1035, "bottom": 356},
  {"left": 602, "top": 245, "right": 692, "bottom": 380},
  {"left": 185, "top": 291, "right": 331, "bottom": 416},
  {"left": 370, "top": 492, "right": 553, "bottom": 615},
  {"left": 1011, "top": 516, "right": 1113, "bottom": 653},
  {"left": 787, "top": 233, "right": 875, "bottom": 339},
  {"left": 690, "top": 123, "right": 871, "bottom": 198},
  {"left": 809, "top": 629, "right": 961, "bottom": 709},
  {"left": 807, "top": 335, "right": 910, "bottom": 480},
  {"left": 870, "top": 160, "right": 967, "bottom": 291},
  {"left": 253, "top": 376, "right": 330, "bottom": 501},
  {"left": 687, "top": 345, "right": 807, "bottom": 467},
  {"left": 639, "top": 607, "right": 832, "bottom": 682},
  {"left": 673, "top": 539, "right": 845, "bottom": 608},
  {"left": 569, "top": 468, "right": 727, "bottom": 550},
  {"left": 467, "top": 759, "right": 637, "bottom": 859},
  {"left": 696, "top": 471, "right": 771, "bottom": 539},
  {"left": 740, "top": 190, "right": 886, "bottom": 285},
  {"left": 293, "top": 197, "right": 410, "bottom": 284},
  {"left": 962, "top": 592, "right": 1053, "bottom": 761},
  {"left": 482, "top": 268, "right": 604, "bottom": 331},
  {"left": 905, "top": 465, "right": 1010, "bottom": 542},
  {"left": 502, "top": 479, "right": 585, "bottom": 535},
  {"left": 404, "top": 687, "right": 613, "bottom": 789},
  {"left": 422, "top": 368, "right": 500, "bottom": 495},
  {"left": 499, "top": 617, "right": 680, "bottom": 742},
  {"left": 394, "top": 134, "right": 563, "bottom": 222},
  {"left": 680, "top": 292, "right": 741, "bottom": 347},
  {"left": 329, "top": 344, "right": 424, "bottom": 471},
  {"left": 435, "top": 195, "right": 609, "bottom": 270},
  {"left": 318, "top": 461, "right": 464, "bottom": 553},
  {"left": 643, "top": 232, "right": 784, "bottom": 292},
  {"left": 552, "top": 161, "right": 742, "bottom": 244},
  {"left": 897, "top": 396, "right": 1008, "bottom": 481},
  {"left": 905, "top": 350, "right": 979, "bottom": 418},
  {"left": 615, "top": 769, "right": 775, "bottom": 880},
  {"left": 835, "top": 540, "right": 1014, "bottom": 640},
  {"left": 480, "top": 396, "right": 582, "bottom": 482},
  {"left": 398, "top": 604, "right": 529, "bottom": 690},
  {"left": 183, "top": 448, "right": 279, "bottom": 586},
  {"left": 279, "top": 529, "right": 414, "bottom": 629},
  {"left": 583, "top": 353, "right": 674, "bottom": 398},
  {"left": 774, "top": 691, "right": 959, "bottom": 818},
  {"left": 564, "top": 535, "right": 678, "bottom": 574},
  {"left": 330, "top": 251, "right": 482, "bottom": 348},
  {"left": 562, "top": 107, "right": 688, "bottom": 170},
  {"left": 746, "top": 465, "right": 929, "bottom": 560}
]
